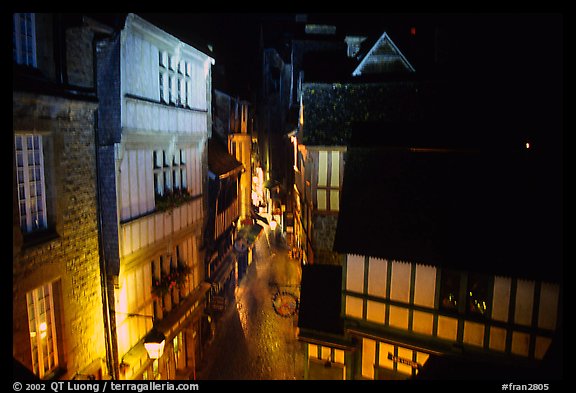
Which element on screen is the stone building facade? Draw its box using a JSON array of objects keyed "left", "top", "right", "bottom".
[{"left": 12, "top": 13, "right": 109, "bottom": 379}]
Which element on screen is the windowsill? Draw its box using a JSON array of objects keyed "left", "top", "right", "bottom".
[
  {"left": 124, "top": 93, "right": 208, "bottom": 113},
  {"left": 41, "top": 365, "right": 66, "bottom": 381},
  {"left": 21, "top": 227, "right": 60, "bottom": 250}
]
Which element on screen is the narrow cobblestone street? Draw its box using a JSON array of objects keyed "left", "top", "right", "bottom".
[{"left": 196, "top": 227, "right": 305, "bottom": 380}]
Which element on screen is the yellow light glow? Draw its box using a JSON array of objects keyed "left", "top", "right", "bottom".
[
  {"left": 525, "top": 142, "right": 530, "bottom": 149},
  {"left": 39, "top": 322, "right": 48, "bottom": 340}
]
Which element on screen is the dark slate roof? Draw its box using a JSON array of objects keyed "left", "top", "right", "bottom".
[
  {"left": 333, "top": 147, "right": 563, "bottom": 282},
  {"left": 299, "top": 44, "right": 357, "bottom": 82},
  {"left": 298, "top": 264, "right": 344, "bottom": 335},
  {"left": 207, "top": 137, "right": 243, "bottom": 178}
]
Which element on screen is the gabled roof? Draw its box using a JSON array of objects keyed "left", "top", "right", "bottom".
[
  {"left": 207, "top": 137, "right": 243, "bottom": 179},
  {"left": 352, "top": 32, "right": 415, "bottom": 76}
]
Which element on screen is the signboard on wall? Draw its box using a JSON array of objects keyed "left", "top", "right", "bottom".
[{"left": 388, "top": 353, "right": 422, "bottom": 370}]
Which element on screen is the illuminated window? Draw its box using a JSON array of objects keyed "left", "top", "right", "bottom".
[
  {"left": 13, "top": 13, "right": 36, "bottom": 66},
  {"left": 316, "top": 150, "right": 341, "bottom": 211},
  {"left": 330, "top": 190, "right": 339, "bottom": 211},
  {"left": 153, "top": 149, "right": 189, "bottom": 203},
  {"left": 159, "top": 72, "right": 165, "bottom": 102},
  {"left": 27, "top": 282, "right": 59, "bottom": 378},
  {"left": 467, "top": 273, "right": 489, "bottom": 316},
  {"left": 169, "top": 75, "right": 177, "bottom": 104},
  {"left": 439, "top": 270, "right": 460, "bottom": 312},
  {"left": 15, "top": 134, "right": 47, "bottom": 233},
  {"left": 318, "top": 151, "right": 327, "bottom": 187},
  {"left": 158, "top": 51, "right": 194, "bottom": 108},
  {"left": 179, "top": 77, "right": 185, "bottom": 106},
  {"left": 316, "top": 189, "right": 326, "bottom": 210}
]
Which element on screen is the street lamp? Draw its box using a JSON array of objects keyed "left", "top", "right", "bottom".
[
  {"left": 144, "top": 328, "right": 166, "bottom": 360},
  {"left": 270, "top": 218, "right": 277, "bottom": 231}
]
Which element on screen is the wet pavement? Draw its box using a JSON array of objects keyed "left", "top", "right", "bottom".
[{"left": 196, "top": 228, "right": 306, "bottom": 380}]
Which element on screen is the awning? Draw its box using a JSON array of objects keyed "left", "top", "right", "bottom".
[
  {"left": 250, "top": 206, "right": 268, "bottom": 225},
  {"left": 237, "top": 223, "right": 264, "bottom": 247}
]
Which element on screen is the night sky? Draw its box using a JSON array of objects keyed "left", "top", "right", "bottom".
[{"left": 89, "top": 12, "right": 563, "bottom": 163}]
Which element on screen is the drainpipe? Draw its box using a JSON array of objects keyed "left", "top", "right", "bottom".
[{"left": 94, "top": 111, "right": 118, "bottom": 380}]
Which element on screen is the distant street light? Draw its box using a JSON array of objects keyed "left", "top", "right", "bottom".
[{"left": 270, "top": 218, "right": 277, "bottom": 231}]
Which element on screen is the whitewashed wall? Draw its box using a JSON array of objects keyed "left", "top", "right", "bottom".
[
  {"left": 123, "top": 32, "right": 159, "bottom": 100},
  {"left": 118, "top": 145, "right": 203, "bottom": 220},
  {"left": 116, "top": 263, "right": 154, "bottom": 357},
  {"left": 120, "top": 198, "right": 203, "bottom": 258},
  {"left": 124, "top": 98, "right": 208, "bottom": 135},
  {"left": 119, "top": 149, "right": 155, "bottom": 221}
]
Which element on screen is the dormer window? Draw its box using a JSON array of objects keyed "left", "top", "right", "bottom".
[{"left": 344, "top": 35, "right": 367, "bottom": 59}]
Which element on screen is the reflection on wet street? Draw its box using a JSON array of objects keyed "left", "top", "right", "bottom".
[{"left": 196, "top": 230, "right": 305, "bottom": 380}]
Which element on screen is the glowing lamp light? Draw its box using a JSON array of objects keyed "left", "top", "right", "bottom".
[
  {"left": 270, "top": 219, "right": 277, "bottom": 231},
  {"left": 144, "top": 329, "right": 166, "bottom": 360},
  {"left": 525, "top": 141, "right": 531, "bottom": 149},
  {"left": 39, "top": 322, "right": 48, "bottom": 339}
]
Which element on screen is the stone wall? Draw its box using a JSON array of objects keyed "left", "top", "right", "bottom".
[
  {"left": 66, "top": 26, "right": 96, "bottom": 88},
  {"left": 312, "top": 213, "right": 340, "bottom": 265},
  {"left": 12, "top": 92, "right": 106, "bottom": 379}
]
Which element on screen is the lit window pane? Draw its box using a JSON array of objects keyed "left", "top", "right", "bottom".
[
  {"left": 15, "top": 134, "right": 47, "bottom": 233},
  {"left": 330, "top": 190, "right": 339, "bottom": 211},
  {"left": 330, "top": 151, "right": 339, "bottom": 187},
  {"left": 317, "top": 189, "right": 326, "bottom": 210},
  {"left": 318, "top": 151, "right": 327, "bottom": 187},
  {"left": 27, "top": 282, "right": 58, "bottom": 378}
]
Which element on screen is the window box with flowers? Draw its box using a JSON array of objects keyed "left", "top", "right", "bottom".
[
  {"left": 152, "top": 262, "right": 192, "bottom": 299},
  {"left": 155, "top": 189, "right": 195, "bottom": 212}
]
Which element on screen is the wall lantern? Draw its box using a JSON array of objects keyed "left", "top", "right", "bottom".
[{"left": 144, "top": 328, "right": 166, "bottom": 360}]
